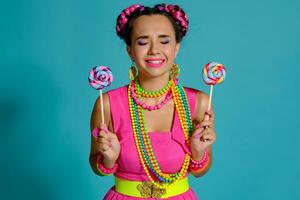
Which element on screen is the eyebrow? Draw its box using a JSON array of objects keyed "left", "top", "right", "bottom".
[{"left": 135, "top": 34, "right": 171, "bottom": 41}]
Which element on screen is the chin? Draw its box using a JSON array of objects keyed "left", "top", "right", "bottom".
[{"left": 149, "top": 71, "right": 170, "bottom": 79}]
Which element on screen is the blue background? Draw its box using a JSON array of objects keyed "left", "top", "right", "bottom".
[{"left": 1, "top": 0, "right": 299, "bottom": 199}]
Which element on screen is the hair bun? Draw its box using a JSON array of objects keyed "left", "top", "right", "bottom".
[
  {"left": 155, "top": 3, "right": 189, "bottom": 37},
  {"left": 116, "top": 4, "right": 145, "bottom": 39}
]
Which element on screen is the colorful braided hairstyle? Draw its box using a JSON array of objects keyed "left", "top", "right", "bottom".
[{"left": 116, "top": 3, "right": 189, "bottom": 45}]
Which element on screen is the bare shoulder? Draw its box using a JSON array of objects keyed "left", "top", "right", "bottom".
[
  {"left": 90, "top": 92, "right": 112, "bottom": 132},
  {"left": 193, "top": 89, "right": 212, "bottom": 123}
]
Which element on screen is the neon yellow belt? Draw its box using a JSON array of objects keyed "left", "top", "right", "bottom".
[{"left": 115, "top": 177, "right": 189, "bottom": 199}]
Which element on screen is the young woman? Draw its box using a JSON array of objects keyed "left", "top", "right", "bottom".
[{"left": 89, "top": 3, "right": 216, "bottom": 199}]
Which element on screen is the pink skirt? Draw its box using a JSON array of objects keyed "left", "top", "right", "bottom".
[{"left": 103, "top": 186, "right": 198, "bottom": 200}]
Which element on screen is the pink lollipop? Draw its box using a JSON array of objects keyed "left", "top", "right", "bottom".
[
  {"left": 89, "top": 65, "right": 113, "bottom": 138},
  {"left": 89, "top": 66, "right": 113, "bottom": 90},
  {"left": 202, "top": 62, "right": 226, "bottom": 123}
]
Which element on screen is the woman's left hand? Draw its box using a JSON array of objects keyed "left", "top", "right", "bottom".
[{"left": 189, "top": 110, "right": 216, "bottom": 160}]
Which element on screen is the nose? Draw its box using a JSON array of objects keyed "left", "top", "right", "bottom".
[{"left": 148, "top": 42, "right": 160, "bottom": 55}]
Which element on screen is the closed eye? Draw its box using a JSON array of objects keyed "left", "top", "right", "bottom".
[
  {"left": 136, "top": 37, "right": 148, "bottom": 46},
  {"left": 161, "top": 40, "right": 170, "bottom": 44},
  {"left": 137, "top": 41, "right": 147, "bottom": 45}
]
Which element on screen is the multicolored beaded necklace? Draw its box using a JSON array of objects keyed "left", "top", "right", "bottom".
[
  {"left": 131, "top": 81, "right": 173, "bottom": 111},
  {"left": 128, "top": 78, "right": 193, "bottom": 189}
]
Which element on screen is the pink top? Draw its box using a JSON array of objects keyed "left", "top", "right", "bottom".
[{"left": 107, "top": 85, "right": 198, "bottom": 181}]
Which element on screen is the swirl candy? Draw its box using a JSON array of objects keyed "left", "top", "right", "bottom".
[
  {"left": 88, "top": 65, "right": 113, "bottom": 138},
  {"left": 202, "top": 62, "right": 226, "bottom": 85},
  {"left": 88, "top": 66, "right": 113, "bottom": 90}
]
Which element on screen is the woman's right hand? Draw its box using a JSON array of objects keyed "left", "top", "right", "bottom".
[{"left": 96, "top": 123, "right": 121, "bottom": 163}]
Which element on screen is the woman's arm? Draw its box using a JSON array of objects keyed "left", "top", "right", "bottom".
[
  {"left": 89, "top": 93, "right": 114, "bottom": 175},
  {"left": 190, "top": 91, "right": 215, "bottom": 178}
]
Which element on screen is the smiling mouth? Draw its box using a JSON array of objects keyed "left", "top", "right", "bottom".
[{"left": 145, "top": 59, "right": 165, "bottom": 68}]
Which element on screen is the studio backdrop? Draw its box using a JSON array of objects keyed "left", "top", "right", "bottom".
[{"left": 1, "top": 0, "right": 299, "bottom": 199}]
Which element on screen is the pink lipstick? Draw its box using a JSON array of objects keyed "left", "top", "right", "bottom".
[{"left": 145, "top": 58, "right": 165, "bottom": 68}]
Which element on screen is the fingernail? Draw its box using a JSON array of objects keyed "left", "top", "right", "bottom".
[
  {"left": 193, "top": 133, "right": 202, "bottom": 139},
  {"left": 103, "top": 127, "right": 108, "bottom": 133},
  {"left": 195, "top": 123, "right": 201, "bottom": 129},
  {"left": 100, "top": 127, "right": 108, "bottom": 133},
  {"left": 92, "top": 127, "right": 99, "bottom": 138},
  {"left": 194, "top": 135, "right": 201, "bottom": 139}
]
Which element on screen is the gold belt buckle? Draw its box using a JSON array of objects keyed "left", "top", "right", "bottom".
[{"left": 137, "top": 181, "right": 166, "bottom": 198}]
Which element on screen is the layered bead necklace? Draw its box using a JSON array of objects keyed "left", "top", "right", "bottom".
[
  {"left": 128, "top": 78, "right": 193, "bottom": 189},
  {"left": 131, "top": 80, "right": 173, "bottom": 111}
]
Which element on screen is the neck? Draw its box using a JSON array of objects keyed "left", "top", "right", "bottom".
[{"left": 137, "top": 74, "right": 170, "bottom": 92}]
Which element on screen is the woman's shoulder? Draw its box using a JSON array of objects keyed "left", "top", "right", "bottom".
[
  {"left": 104, "top": 85, "right": 130, "bottom": 108},
  {"left": 91, "top": 85, "right": 129, "bottom": 131},
  {"left": 93, "top": 85, "right": 129, "bottom": 110},
  {"left": 183, "top": 86, "right": 209, "bottom": 101},
  {"left": 93, "top": 85, "right": 127, "bottom": 101},
  {"left": 105, "top": 84, "right": 129, "bottom": 96},
  {"left": 183, "top": 86, "right": 210, "bottom": 121}
]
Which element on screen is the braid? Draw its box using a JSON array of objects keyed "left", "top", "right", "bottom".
[
  {"left": 155, "top": 3, "right": 189, "bottom": 38},
  {"left": 116, "top": 4, "right": 145, "bottom": 39}
]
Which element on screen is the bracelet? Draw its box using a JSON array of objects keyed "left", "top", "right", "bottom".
[
  {"left": 189, "top": 151, "right": 210, "bottom": 172},
  {"left": 96, "top": 154, "right": 118, "bottom": 176}
]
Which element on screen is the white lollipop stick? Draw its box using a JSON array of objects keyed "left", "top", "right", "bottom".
[
  {"left": 204, "top": 85, "right": 213, "bottom": 122},
  {"left": 99, "top": 90, "right": 105, "bottom": 125}
]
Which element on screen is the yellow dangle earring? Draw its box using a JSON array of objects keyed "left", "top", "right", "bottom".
[
  {"left": 129, "top": 60, "right": 137, "bottom": 81},
  {"left": 170, "top": 63, "right": 180, "bottom": 80}
]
